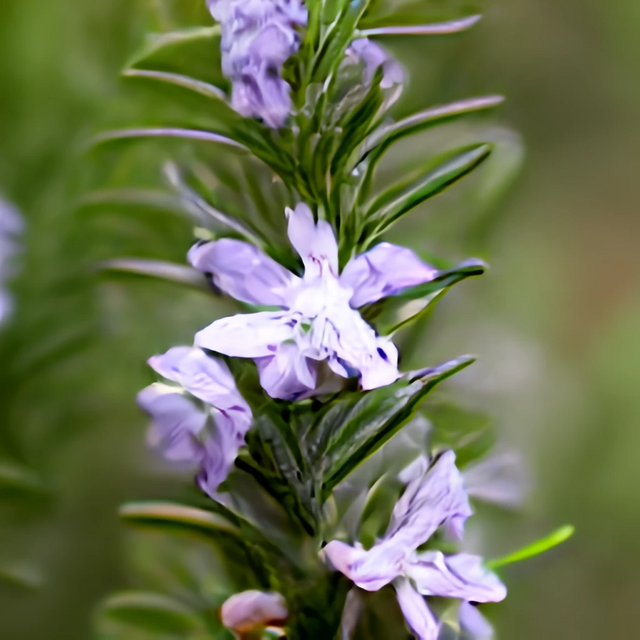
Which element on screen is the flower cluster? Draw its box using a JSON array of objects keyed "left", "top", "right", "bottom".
[
  {"left": 123, "top": 1, "right": 522, "bottom": 638},
  {"left": 138, "top": 203, "right": 506, "bottom": 637},
  {"left": 206, "top": 0, "right": 307, "bottom": 127}
]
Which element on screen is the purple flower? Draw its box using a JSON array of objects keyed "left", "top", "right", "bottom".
[
  {"left": 189, "top": 204, "right": 439, "bottom": 400},
  {"left": 323, "top": 452, "right": 506, "bottom": 640},
  {"left": 207, "top": 0, "right": 307, "bottom": 127},
  {"left": 137, "top": 346, "right": 252, "bottom": 498}
]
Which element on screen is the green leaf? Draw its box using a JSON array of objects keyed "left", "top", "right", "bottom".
[
  {"left": 362, "top": 144, "right": 492, "bottom": 241},
  {"left": 424, "top": 402, "right": 496, "bottom": 468},
  {"left": 358, "top": 14, "right": 482, "bottom": 36},
  {"left": 98, "top": 591, "right": 202, "bottom": 635},
  {"left": 311, "top": 0, "right": 371, "bottom": 83},
  {"left": 0, "top": 564, "right": 45, "bottom": 590},
  {"left": 0, "top": 460, "right": 47, "bottom": 495},
  {"left": 123, "top": 68, "right": 228, "bottom": 102},
  {"left": 352, "top": 96, "right": 504, "bottom": 200},
  {"left": 119, "top": 502, "right": 242, "bottom": 539},
  {"left": 126, "top": 26, "right": 225, "bottom": 88},
  {"left": 361, "top": 259, "right": 487, "bottom": 334},
  {"left": 89, "top": 127, "right": 247, "bottom": 151},
  {"left": 487, "top": 525, "right": 576, "bottom": 569},
  {"left": 98, "top": 258, "right": 211, "bottom": 293},
  {"left": 358, "top": 473, "right": 404, "bottom": 548},
  {"left": 241, "top": 412, "right": 318, "bottom": 535},
  {"left": 311, "top": 356, "right": 475, "bottom": 496},
  {"left": 163, "top": 161, "right": 267, "bottom": 246},
  {"left": 359, "top": 96, "right": 504, "bottom": 165}
]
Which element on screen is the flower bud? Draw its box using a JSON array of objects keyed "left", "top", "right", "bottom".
[
  {"left": 220, "top": 590, "right": 288, "bottom": 636},
  {"left": 207, "top": 0, "right": 307, "bottom": 127}
]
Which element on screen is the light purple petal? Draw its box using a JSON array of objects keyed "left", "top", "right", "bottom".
[
  {"left": 386, "top": 451, "right": 472, "bottom": 552},
  {"left": 341, "top": 243, "right": 438, "bottom": 308},
  {"left": 195, "top": 311, "right": 297, "bottom": 358},
  {"left": 394, "top": 577, "right": 439, "bottom": 640},
  {"left": 188, "top": 239, "right": 297, "bottom": 306},
  {"left": 197, "top": 411, "right": 247, "bottom": 498},
  {"left": 464, "top": 452, "right": 531, "bottom": 510},
  {"left": 323, "top": 540, "right": 404, "bottom": 592},
  {"left": 255, "top": 342, "right": 317, "bottom": 400},
  {"left": 147, "top": 347, "right": 250, "bottom": 424},
  {"left": 286, "top": 204, "right": 338, "bottom": 277},
  {"left": 459, "top": 601, "right": 494, "bottom": 639},
  {"left": 297, "top": 299, "right": 399, "bottom": 389},
  {"left": 359, "top": 338, "right": 399, "bottom": 390},
  {"left": 407, "top": 552, "right": 507, "bottom": 604},
  {"left": 137, "top": 383, "right": 206, "bottom": 465},
  {"left": 339, "top": 588, "right": 364, "bottom": 640}
]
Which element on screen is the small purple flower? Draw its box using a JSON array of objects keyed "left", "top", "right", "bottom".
[
  {"left": 207, "top": 0, "right": 307, "bottom": 127},
  {"left": 189, "top": 204, "right": 439, "bottom": 400},
  {"left": 137, "top": 346, "right": 252, "bottom": 498},
  {"left": 323, "top": 452, "right": 506, "bottom": 640}
]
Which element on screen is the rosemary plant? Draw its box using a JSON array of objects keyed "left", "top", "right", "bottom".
[{"left": 89, "top": 1, "right": 571, "bottom": 638}]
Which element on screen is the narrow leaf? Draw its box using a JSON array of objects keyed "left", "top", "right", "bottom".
[
  {"left": 356, "top": 95, "right": 504, "bottom": 170},
  {"left": 363, "top": 259, "right": 487, "bottom": 335},
  {"left": 99, "top": 258, "right": 211, "bottom": 293},
  {"left": 163, "top": 161, "right": 266, "bottom": 246},
  {"left": 89, "top": 127, "right": 247, "bottom": 151},
  {"left": 364, "top": 145, "right": 492, "bottom": 239},
  {"left": 358, "top": 15, "right": 482, "bottom": 36},
  {"left": 119, "top": 501, "right": 242, "bottom": 538},
  {"left": 317, "top": 356, "right": 475, "bottom": 494},
  {"left": 398, "top": 259, "right": 487, "bottom": 300},
  {"left": 0, "top": 564, "right": 45, "bottom": 590},
  {"left": 99, "top": 591, "right": 201, "bottom": 634},
  {"left": 0, "top": 460, "right": 47, "bottom": 495},
  {"left": 487, "top": 525, "right": 576, "bottom": 569},
  {"left": 123, "top": 68, "right": 228, "bottom": 102}
]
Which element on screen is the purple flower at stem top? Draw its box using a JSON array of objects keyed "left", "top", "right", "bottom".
[
  {"left": 137, "top": 346, "right": 252, "bottom": 498},
  {"left": 189, "top": 203, "right": 440, "bottom": 401},
  {"left": 207, "top": 0, "right": 307, "bottom": 127},
  {"left": 323, "top": 451, "right": 506, "bottom": 640}
]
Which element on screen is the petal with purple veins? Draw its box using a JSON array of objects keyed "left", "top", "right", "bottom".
[
  {"left": 188, "top": 238, "right": 297, "bottom": 306},
  {"left": 195, "top": 311, "right": 297, "bottom": 358},
  {"left": 406, "top": 552, "right": 507, "bottom": 604},
  {"left": 341, "top": 243, "right": 438, "bottom": 308},
  {"left": 148, "top": 347, "right": 251, "bottom": 425},
  {"left": 323, "top": 539, "right": 404, "bottom": 592},
  {"left": 286, "top": 204, "right": 338, "bottom": 277},
  {"left": 255, "top": 342, "right": 318, "bottom": 400},
  {"left": 386, "top": 451, "right": 472, "bottom": 552}
]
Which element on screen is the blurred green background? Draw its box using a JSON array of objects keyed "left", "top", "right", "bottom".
[{"left": 1, "top": 0, "right": 639, "bottom": 638}]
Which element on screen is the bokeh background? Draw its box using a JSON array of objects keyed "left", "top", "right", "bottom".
[{"left": 1, "top": 0, "right": 639, "bottom": 638}]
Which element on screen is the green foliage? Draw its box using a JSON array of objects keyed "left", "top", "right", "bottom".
[{"left": 487, "top": 525, "right": 576, "bottom": 570}]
